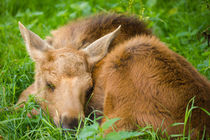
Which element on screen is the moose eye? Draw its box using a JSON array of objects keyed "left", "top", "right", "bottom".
[{"left": 46, "top": 82, "right": 55, "bottom": 91}]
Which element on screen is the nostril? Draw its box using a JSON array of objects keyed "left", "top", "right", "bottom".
[{"left": 61, "top": 117, "right": 80, "bottom": 130}]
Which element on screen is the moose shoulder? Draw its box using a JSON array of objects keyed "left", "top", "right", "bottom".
[{"left": 17, "top": 14, "right": 210, "bottom": 138}]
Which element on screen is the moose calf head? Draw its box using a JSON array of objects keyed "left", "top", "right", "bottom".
[{"left": 19, "top": 22, "right": 120, "bottom": 129}]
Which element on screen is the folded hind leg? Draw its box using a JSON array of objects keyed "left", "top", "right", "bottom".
[
  {"left": 16, "top": 83, "right": 40, "bottom": 117},
  {"left": 102, "top": 115, "right": 137, "bottom": 134}
]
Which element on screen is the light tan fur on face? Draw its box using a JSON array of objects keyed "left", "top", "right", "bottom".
[
  {"left": 18, "top": 21, "right": 120, "bottom": 128},
  {"left": 35, "top": 48, "right": 92, "bottom": 124}
]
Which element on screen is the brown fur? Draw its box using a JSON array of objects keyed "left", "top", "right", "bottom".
[
  {"left": 46, "top": 14, "right": 151, "bottom": 51},
  {"left": 17, "top": 14, "right": 210, "bottom": 138},
  {"left": 92, "top": 35, "right": 210, "bottom": 137}
]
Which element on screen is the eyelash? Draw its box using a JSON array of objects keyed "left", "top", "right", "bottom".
[{"left": 46, "top": 82, "right": 55, "bottom": 91}]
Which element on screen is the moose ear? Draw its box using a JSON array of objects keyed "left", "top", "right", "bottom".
[
  {"left": 81, "top": 25, "right": 121, "bottom": 67},
  {"left": 18, "top": 22, "right": 52, "bottom": 61}
]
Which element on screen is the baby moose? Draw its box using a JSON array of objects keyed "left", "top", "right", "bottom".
[{"left": 17, "top": 14, "right": 209, "bottom": 138}]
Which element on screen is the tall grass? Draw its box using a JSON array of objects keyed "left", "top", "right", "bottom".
[{"left": 0, "top": 0, "right": 209, "bottom": 139}]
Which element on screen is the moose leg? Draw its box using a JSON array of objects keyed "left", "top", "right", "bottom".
[
  {"left": 101, "top": 113, "right": 137, "bottom": 134},
  {"left": 102, "top": 94, "right": 137, "bottom": 134},
  {"left": 16, "top": 83, "right": 40, "bottom": 117},
  {"left": 16, "top": 83, "right": 36, "bottom": 105}
]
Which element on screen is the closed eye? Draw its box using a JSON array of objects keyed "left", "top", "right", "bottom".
[{"left": 46, "top": 82, "right": 55, "bottom": 91}]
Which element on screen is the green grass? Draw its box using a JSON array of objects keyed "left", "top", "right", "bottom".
[{"left": 0, "top": 0, "right": 209, "bottom": 139}]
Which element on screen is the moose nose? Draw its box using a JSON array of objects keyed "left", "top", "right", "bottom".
[{"left": 60, "top": 116, "right": 80, "bottom": 130}]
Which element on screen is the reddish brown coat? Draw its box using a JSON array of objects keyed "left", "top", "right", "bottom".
[{"left": 90, "top": 35, "right": 210, "bottom": 137}]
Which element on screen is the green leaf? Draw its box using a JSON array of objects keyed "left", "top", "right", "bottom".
[
  {"left": 104, "top": 132, "right": 121, "bottom": 140},
  {"left": 104, "top": 131, "right": 144, "bottom": 140},
  {"left": 199, "top": 107, "right": 210, "bottom": 116},
  {"left": 170, "top": 122, "right": 184, "bottom": 127},
  {"left": 78, "top": 123, "right": 99, "bottom": 139},
  {"left": 176, "top": 32, "right": 190, "bottom": 37},
  {"left": 168, "top": 8, "right": 178, "bottom": 16},
  {"left": 31, "top": 11, "right": 43, "bottom": 16},
  {"left": 170, "top": 134, "right": 184, "bottom": 138},
  {"left": 101, "top": 118, "right": 120, "bottom": 131},
  {"left": 118, "top": 131, "right": 145, "bottom": 139},
  {"left": 57, "top": 10, "right": 68, "bottom": 16},
  {"left": 146, "top": 0, "right": 157, "bottom": 8}
]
